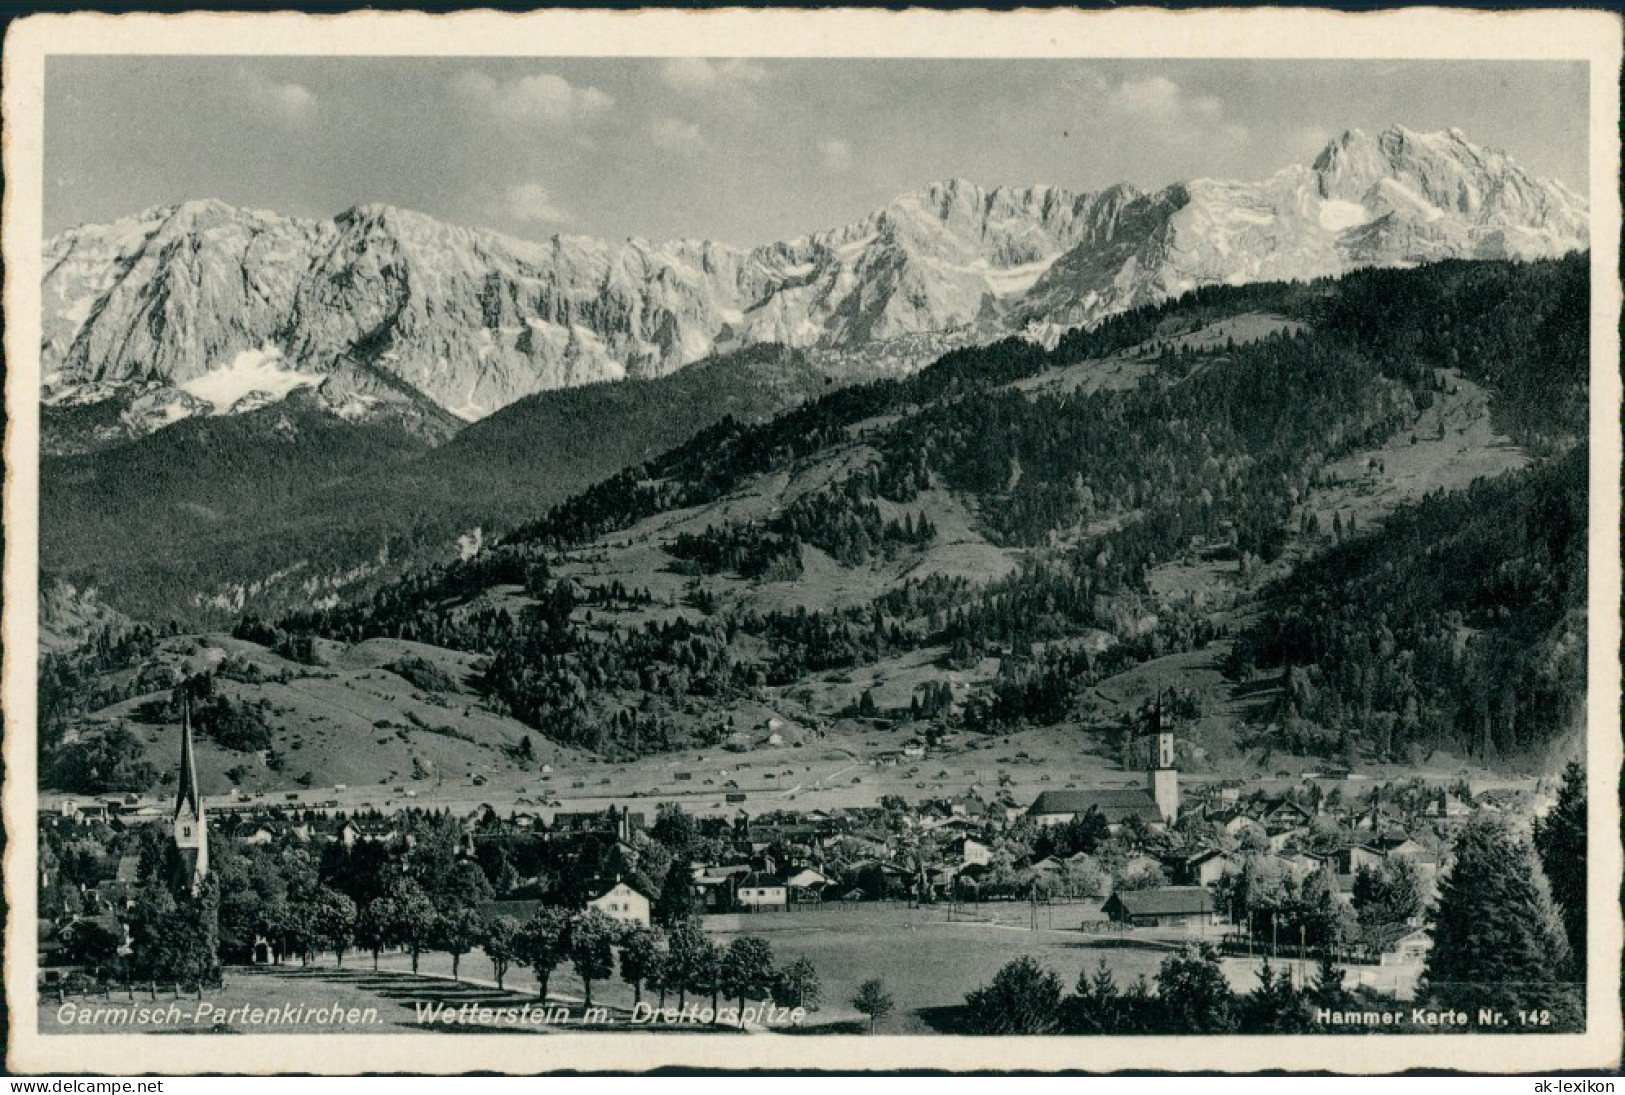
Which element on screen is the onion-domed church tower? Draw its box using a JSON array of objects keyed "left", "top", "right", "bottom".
[{"left": 172, "top": 694, "right": 209, "bottom": 894}]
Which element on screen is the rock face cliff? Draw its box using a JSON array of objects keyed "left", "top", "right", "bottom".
[{"left": 42, "top": 125, "right": 1586, "bottom": 445}]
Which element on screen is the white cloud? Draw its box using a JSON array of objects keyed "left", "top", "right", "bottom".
[
  {"left": 239, "top": 71, "right": 317, "bottom": 125},
  {"left": 502, "top": 183, "right": 571, "bottom": 226},
  {"left": 1105, "top": 77, "right": 1247, "bottom": 146},
  {"left": 820, "top": 138, "right": 852, "bottom": 174},
  {"left": 452, "top": 70, "right": 614, "bottom": 127},
  {"left": 650, "top": 116, "right": 706, "bottom": 155},
  {"left": 268, "top": 82, "right": 317, "bottom": 122},
  {"left": 661, "top": 58, "right": 768, "bottom": 97},
  {"left": 1109, "top": 77, "right": 1204, "bottom": 123}
]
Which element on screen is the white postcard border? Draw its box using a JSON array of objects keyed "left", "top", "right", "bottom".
[{"left": 5, "top": 7, "right": 1620, "bottom": 1074}]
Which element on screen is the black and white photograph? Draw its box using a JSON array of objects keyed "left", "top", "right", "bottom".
[{"left": 4, "top": 7, "right": 1619, "bottom": 1076}]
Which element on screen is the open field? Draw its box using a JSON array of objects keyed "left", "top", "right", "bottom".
[
  {"left": 703, "top": 901, "right": 1353, "bottom": 1032},
  {"left": 1291, "top": 370, "right": 1527, "bottom": 549},
  {"left": 54, "top": 649, "right": 1531, "bottom": 827},
  {"left": 41, "top": 903, "right": 1423, "bottom": 1037},
  {"left": 402, "top": 903, "right": 1279, "bottom": 1034}
]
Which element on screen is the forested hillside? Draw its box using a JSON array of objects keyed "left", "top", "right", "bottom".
[
  {"left": 1312, "top": 256, "right": 1588, "bottom": 444},
  {"left": 40, "top": 344, "right": 828, "bottom": 626},
  {"left": 249, "top": 255, "right": 1586, "bottom": 766},
  {"left": 1235, "top": 451, "right": 1586, "bottom": 763},
  {"left": 42, "top": 395, "right": 437, "bottom": 622}
]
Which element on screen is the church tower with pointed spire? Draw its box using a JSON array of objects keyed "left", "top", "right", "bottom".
[{"left": 172, "top": 693, "right": 208, "bottom": 893}]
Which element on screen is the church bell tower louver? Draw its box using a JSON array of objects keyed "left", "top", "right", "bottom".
[{"left": 1147, "top": 696, "right": 1179, "bottom": 824}]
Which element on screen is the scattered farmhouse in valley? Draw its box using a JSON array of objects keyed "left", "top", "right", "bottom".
[
  {"left": 735, "top": 871, "right": 790, "bottom": 911},
  {"left": 586, "top": 877, "right": 655, "bottom": 927},
  {"left": 1102, "top": 886, "right": 1216, "bottom": 930}
]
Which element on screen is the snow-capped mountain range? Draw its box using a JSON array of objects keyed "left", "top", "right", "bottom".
[{"left": 41, "top": 125, "right": 1587, "bottom": 446}]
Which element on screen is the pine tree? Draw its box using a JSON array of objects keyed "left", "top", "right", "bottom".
[
  {"left": 1534, "top": 761, "right": 1586, "bottom": 977},
  {"left": 1074, "top": 958, "right": 1121, "bottom": 1034},
  {"left": 1154, "top": 943, "right": 1235, "bottom": 1032},
  {"left": 1423, "top": 814, "right": 1578, "bottom": 1024},
  {"left": 1308, "top": 951, "right": 1352, "bottom": 1013},
  {"left": 1240, "top": 959, "right": 1311, "bottom": 1032},
  {"left": 657, "top": 859, "right": 700, "bottom": 926},
  {"left": 965, "top": 955, "right": 1065, "bottom": 1034}
]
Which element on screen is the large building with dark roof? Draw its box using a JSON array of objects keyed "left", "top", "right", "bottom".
[
  {"left": 1102, "top": 886, "right": 1215, "bottom": 928},
  {"left": 1028, "top": 701, "right": 1181, "bottom": 828},
  {"left": 1026, "top": 788, "right": 1165, "bottom": 829}
]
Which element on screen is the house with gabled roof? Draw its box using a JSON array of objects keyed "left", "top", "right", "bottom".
[
  {"left": 339, "top": 818, "right": 398, "bottom": 847},
  {"left": 735, "top": 871, "right": 789, "bottom": 911},
  {"left": 242, "top": 823, "right": 281, "bottom": 846},
  {"left": 1280, "top": 849, "right": 1337, "bottom": 882},
  {"left": 691, "top": 863, "right": 750, "bottom": 911},
  {"left": 1260, "top": 796, "right": 1316, "bottom": 826},
  {"left": 950, "top": 836, "right": 992, "bottom": 868},
  {"left": 585, "top": 876, "right": 654, "bottom": 927},
  {"left": 1027, "top": 855, "right": 1066, "bottom": 875},
  {"left": 1175, "top": 848, "right": 1237, "bottom": 887},
  {"left": 1026, "top": 790, "right": 1163, "bottom": 831},
  {"left": 784, "top": 866, "right": 831, "bottom": 903},
  {"left": 1102, "top": 886, "right": 1216, "bottom": 929}
]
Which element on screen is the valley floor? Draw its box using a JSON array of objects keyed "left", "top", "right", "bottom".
[{"left": 39, "top": 904, "right": 1426, "bottom": 1037}]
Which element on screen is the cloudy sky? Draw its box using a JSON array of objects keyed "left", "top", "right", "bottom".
[{"left": 44, "top": 58, "right": 1588, "bottom": 246}]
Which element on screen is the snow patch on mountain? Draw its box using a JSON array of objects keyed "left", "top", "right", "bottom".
[
  {"left": 1317, "top": 199, "right": 1371, "bottom": 232},
  {"left": 178, "top": 344, "right": 325, "bottom": 413}
]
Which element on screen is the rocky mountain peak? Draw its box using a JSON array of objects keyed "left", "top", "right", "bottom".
[{"left": 41, "top": 126, "right": 1587, "bottom": 451}]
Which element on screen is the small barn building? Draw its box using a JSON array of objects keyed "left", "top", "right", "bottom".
[{"left": 1102, "top": 886, "right": 1215, "bottom": 930}]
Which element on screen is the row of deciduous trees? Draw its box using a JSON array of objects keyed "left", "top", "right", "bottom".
[{"left": 460, "top": 909, "right": 823, "bottom": 1025}]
